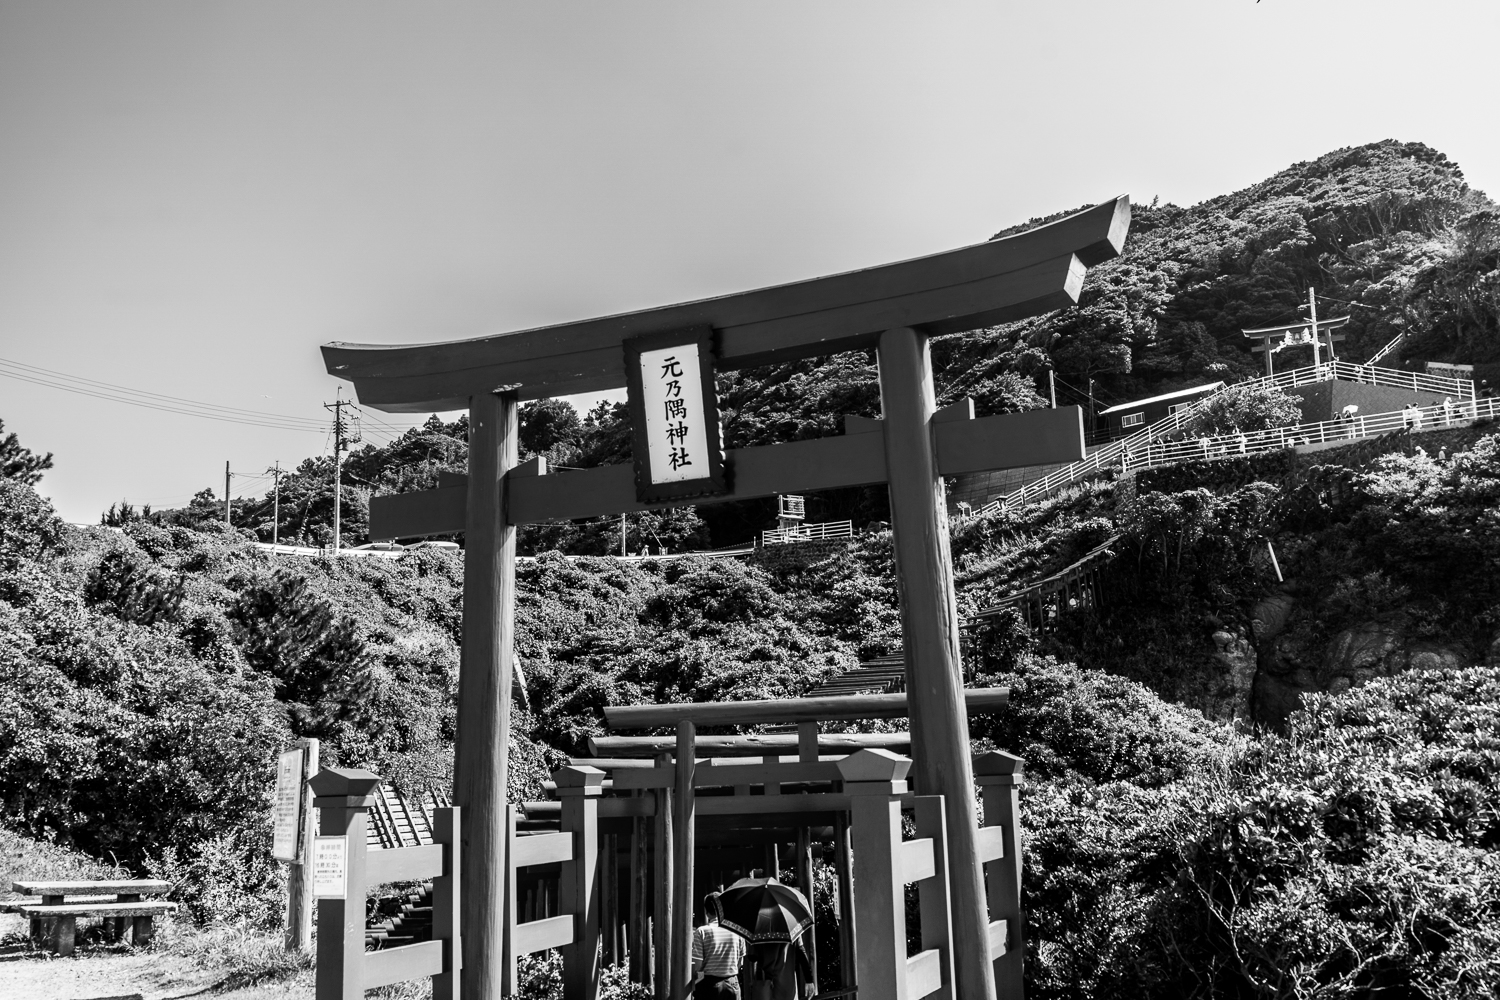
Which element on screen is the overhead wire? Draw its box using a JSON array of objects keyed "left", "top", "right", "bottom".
[
  {"left": 0, "top": 356, "right": 328, "bottom": 432},
  {"left": 1, "top": 356, "right": 429, "bottom": 441}
]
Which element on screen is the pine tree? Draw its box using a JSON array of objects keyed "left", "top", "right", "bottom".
[{"left": 0, "top": 419, "right": 53, "bottom": 485}]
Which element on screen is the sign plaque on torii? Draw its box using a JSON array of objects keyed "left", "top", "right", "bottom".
[{"left": 324, "top": 196, "right": 1130, "bottom": 1000}]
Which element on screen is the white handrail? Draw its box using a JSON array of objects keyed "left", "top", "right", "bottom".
[
  {"left": 1118, "top": 396, "right": 1497, "bottom": 477},
  {"left": 978, "top": 362, "right": 1477, "bottom": 514},
  {"left": 761, "top": 520, "right": 855, "bottom": 545},
  {"left": 1366, "top": 332, "right": 1406, "bottom": 366}
]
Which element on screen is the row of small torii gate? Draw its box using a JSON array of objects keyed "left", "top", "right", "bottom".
[{"left": 314, "top": 195, "right": 1133, "bottom": 1000}]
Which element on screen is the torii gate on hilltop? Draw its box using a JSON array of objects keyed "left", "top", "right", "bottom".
[{"left": 323, "top": 195, "right": 1130, "bottom": 1000}]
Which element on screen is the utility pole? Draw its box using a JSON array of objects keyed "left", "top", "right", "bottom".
[
  {"left": 1309, "top": 286, "right": 1329, "bottom": 363},
  {"left": 224, "top": 461, "right": 232, "bottom": 529},
  {"left": 323, "top": 396, "right": 360, "bottom": 554},
  {"left": 620, "top": 513, "right": 627, "bottom": 557},
  {"left": 267, "top": 461, "right": 283, "bottom": 546},
  {"left": 1087, "top": 376, "right": 1096, "bottom": 440},
  {"left": 1048, "top": 368, "right": 1057, "bottom": 408}
]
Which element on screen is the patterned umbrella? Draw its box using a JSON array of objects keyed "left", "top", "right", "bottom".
[{"left": 715, "top": 877, "right": 813, "bottom": 945}]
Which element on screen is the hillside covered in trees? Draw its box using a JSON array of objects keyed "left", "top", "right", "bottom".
[
  {"left": 168, "top": 139, "right": 1499, "bottom": 551},
  {"left": 6, "top": 140, "right": 1500, "bottom": 996}
]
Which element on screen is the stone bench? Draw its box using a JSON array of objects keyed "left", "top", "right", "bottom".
[{"left": 12, "top": 879, "right": 175, "bottom": 956}]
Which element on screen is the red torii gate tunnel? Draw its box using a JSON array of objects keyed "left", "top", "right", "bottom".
[{"left": 323, "top": 195, "right": 1131, "bottom": 1000}]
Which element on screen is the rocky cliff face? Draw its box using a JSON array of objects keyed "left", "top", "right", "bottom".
[{"left": 1248, "top": 590, "right": 1476, "bottom": 724}]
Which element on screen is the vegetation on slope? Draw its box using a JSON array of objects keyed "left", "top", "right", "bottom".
[{"left": 6, "top": 139, "right": 1500, "bottom": 995}]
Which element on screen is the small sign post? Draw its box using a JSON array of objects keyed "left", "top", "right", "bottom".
[
  {"left": 312, "top": 836, "right": 349, "bottom": 899},
  {"left": 272, "top": 748, "right": 303, "bottom": 862},
  {"left": 272, "top": 738, "right": 319, "bottom": 952}
]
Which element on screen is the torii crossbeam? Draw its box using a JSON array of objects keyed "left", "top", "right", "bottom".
[{"left": 323, "top": 195, "right": 1130, "bottom": 1000}]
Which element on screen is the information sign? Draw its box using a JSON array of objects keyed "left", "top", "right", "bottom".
[
  {"left": 271, "top": 747, "right": 304, "bottom": 862},
  {"left": 312, "top": 836, "right": 347, "bottom": 898},
  {"left": 625, "top": 328, "right": 727, "bottom": 503}
]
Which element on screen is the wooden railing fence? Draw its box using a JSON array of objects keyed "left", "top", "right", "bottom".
[
  {"left": 311, "top": 747, "right": 1027, "bottom": 1000},
  {"left": 503, "top": 766, "right": 604, "bottom": 1000},
  {"left": 311, "top": 768, "right": 460, "bottom": 1000}
]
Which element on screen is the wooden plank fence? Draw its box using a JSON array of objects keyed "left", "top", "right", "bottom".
[{"left": 311, "top": 768, "right": 461, "bottom": 1000}]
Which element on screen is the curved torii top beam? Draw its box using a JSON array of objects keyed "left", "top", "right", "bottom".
[{"left": 322, "top": 196, "right": 1130, "bottom": 411}]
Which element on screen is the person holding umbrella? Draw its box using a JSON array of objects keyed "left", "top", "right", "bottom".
[
  {"left": 715, "top": 877, "right": 815, "bottom": 1000},
  {"left": 693, "top": 892, "right": 748, "bottom": 1000}
]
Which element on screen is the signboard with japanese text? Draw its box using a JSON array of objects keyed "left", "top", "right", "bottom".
[
  {"left": 271, "top": 747, "right": 304, "bottom": 862},
  {"left": 312, "top": 836, "right": 347, "bottom": 898},
  {"left": 624, "top": 328, "right": 728, "bottom": 503}
]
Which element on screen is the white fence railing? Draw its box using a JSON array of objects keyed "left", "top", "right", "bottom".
[
  {"left": 760, "top": 520, "right": 855, "bottom": 545},
  {"left": 1262, "top": 361, "right": 1474, "bottom": 398},
  {"left": 257, "top": 542, "right": 407, "bottom": 559},
  {"left": 1365, "top": 332, "right": 1406, "bottom": 366},
  {"left": 976, "top": 362, "right": 1477, "bottom": 515},
  {"left": 1118, "top": 396, "right": 1499, "bottom": 477}
]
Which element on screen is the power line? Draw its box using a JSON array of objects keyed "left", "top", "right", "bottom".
[
  {"left": 3, "top": 354, "right": 431, "bottom": 461},
  {"left": 0, "top": 356, "right": 328, "bottom": 432}
]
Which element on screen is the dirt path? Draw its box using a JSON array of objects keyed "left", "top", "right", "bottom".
[
  {"left": 0, "top": 946, "right": 314, "bottom": 1000},
  {"left": 0, "top": 913, "right": 313, "bottom": 1000}
]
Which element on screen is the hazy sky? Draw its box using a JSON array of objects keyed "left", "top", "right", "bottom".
[{"left": 2, "top": 1, "right": 1496, "bottom": 523}]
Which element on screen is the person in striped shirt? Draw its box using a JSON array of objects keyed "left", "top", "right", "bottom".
[{"left": 692, "top": 892, "right": 747, "bottom": 999}]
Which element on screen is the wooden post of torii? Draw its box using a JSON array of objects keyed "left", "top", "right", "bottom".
[{"left": 323, "top": 195, "right": 1130, "bottom": 1000}]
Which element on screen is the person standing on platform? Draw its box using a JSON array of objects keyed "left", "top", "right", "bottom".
[{"left": 693, "top": 892, "right": 747, "bottom": 1000}]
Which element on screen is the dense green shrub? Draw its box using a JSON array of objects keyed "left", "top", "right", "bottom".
[
  {"left": 84, "top": 547, "right": 185, "bottom": 625},
  {"left": 1016, "top": 665, "right": 1500, "bottom": 999},
  {"left": 226, "top": 566, "right": 373, "bottom": 737}
]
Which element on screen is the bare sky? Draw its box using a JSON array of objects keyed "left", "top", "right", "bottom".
[{"left": 2, "top": 1, "right": 1496, "bottom": 523}]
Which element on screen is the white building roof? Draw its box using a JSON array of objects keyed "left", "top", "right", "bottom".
[{"left": 1098, "top": 381, "right": 1224, "bottom": 416}]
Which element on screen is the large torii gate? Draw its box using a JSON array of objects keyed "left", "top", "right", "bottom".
[{"left": 323, "top": 195, "right": 1130, "bottom": 1000}]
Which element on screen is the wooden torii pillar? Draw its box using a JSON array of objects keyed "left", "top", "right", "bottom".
[{"left": 323, "top": 195, "right": 1130, "bottom": 1000}]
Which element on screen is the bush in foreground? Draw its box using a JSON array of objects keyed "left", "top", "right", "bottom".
[{"left": 1012, "top": 662, "right": 1500, "bottom": 999}]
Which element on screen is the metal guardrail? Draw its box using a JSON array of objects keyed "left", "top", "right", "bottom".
[
  {"left": 1119, "top": 395, "right": 1498, "bottom": 476},
  {"left": 975, "top": 363, "right": 1477, "bottom": 515},
  {"left": 761, "top": 520, "right": 855, "bottom": 545}
]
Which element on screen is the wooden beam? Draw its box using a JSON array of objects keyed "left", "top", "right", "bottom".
[
  {"left": 877, "top": 327, "right": 995, "bottom": 1000},
  {"left": 670, "top": 724, "right": 695, "bottom": 1000},
  {"left": 512, "top": 915, "right": 575, "bottom": 955},
  {"left": 588, "top": 732, "right": 911, "bottom": 759},
  {"left": 933, "top": 407, "right": 1083, "bottom": 477},
  {"left": 364, "top": 844, "right": 445, "bottom": 884},
  {"left": 652, "top": 753, "right": 672, "bottom": 1000},
  {"left": 363, "top": 940, "right": 445, "bottom": 990},
  {"left": 610, "top": 760, "right": 841, "bottom": 790},
  {"left": 629, "top": 809, "right": 650, "bottom": 986},
  {"left": 322, "top": 198, "right": 1128, "bottom": 411},
  {"left": 452, "top": 391, "right": 518, "bottom": 1000},
  {"left": 367, "top": 407, "right": 1084, "bottom": 540},
  {"left": 603, "top": 688, "right": 1009, "bottom": 730}
]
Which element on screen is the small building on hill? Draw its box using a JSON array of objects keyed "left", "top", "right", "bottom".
[{"left": 1097, "top": 381, "right": 1223, "bottom": 440}]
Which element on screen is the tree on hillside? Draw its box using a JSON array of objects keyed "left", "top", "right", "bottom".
[
  {"left": 84, "top": 548, "right": 185, "bottom": 626},
  {"left": 1402, "top": 206, "right": 1500, "bottom": 362},
  {"left": 520, "top": 398, "right": 583, "bottom": 464},
  {"left": 225, "top": 567, "right": 373, "bottom": 736},
  {"left": 0, "top": 419, "right": 52, "bottom": 485},
  {"left": 1177, "top": 380, "right": 1303, "bottom": 437}
]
